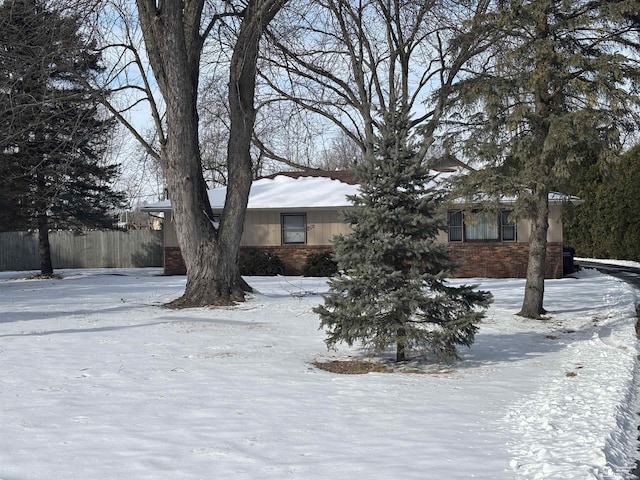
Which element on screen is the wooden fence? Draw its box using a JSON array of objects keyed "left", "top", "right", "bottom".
[{"left": 0, "top": 230, "right": 163, "bottom": 271}]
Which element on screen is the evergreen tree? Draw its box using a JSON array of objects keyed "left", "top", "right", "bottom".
[
  {"left": 315, "top": 110, "right": 492, "bottom": 363},
  {"left": 0, "top": 0, "right": 124, "bottom": 275},
  {"left": 447, "top": 0, "right": 640, "bottom": 318},
  {"left": 564, "top": 145, "right": 640, "bottom": 261}
]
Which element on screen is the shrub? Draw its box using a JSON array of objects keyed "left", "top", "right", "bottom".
[
  {"left": 302, "top": 251, "right": 338, "bottom": 277},
  {"left": 239, "top": 249, "right": 284, "bottom": 276}
]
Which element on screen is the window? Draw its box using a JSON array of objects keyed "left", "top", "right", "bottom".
[
  {"left": 465, "top": 211, "right": 499, "bottom": 240},
  {"left": 501, "top": 211, "right": 516, "bottom": 241},
  {"left": 448, "top": 211, "right": 463, "bottom": 242},
  {"left": 282, "top": 213, "right": 307, "bottom": 244},
  {"left": 448, "top": 210, "right": 516, "bottom": 242}
]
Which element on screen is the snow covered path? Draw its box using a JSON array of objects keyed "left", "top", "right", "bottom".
[{"left": 0, "top": 268, "right": 638, "bottom": 479}]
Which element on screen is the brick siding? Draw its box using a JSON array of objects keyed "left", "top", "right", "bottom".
[
  {"left": 163, "top": 242, "right": 563, "bottom": 279},
  {"left": 164, "top": 247, "right": 186, "bottom": 275},
  {"left": 447, "top": 242, "right": 563, "bottom": 279}
]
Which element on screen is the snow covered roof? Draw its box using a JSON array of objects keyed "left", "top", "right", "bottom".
[
  {"left": 454, "top": 192, "right": 584, "bottom": 206},
  {"left": 549, "top": 192, "right": 584, "bottom": 204},
  {"left": 142, "top": 171, "right": 582, "bottom": 212},
  {"left": 142, "top": 174, "right": 361, "bottom": 212}
]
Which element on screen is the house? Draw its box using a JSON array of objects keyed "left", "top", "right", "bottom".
[{"left": 142, "top": 170, "right": 580, "bottom": 278}]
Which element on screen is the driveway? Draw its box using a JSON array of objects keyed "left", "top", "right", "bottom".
[
  {"left": 574, "top": 260, "right": 640, "bottom": 290},
  {"left": 575, "top": 259, "right": 640, "bottom": 479}
]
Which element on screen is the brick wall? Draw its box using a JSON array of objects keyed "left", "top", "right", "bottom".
[
  {"left": 447, "top": 242, "right": 563, "bottom": 279},
  {"left": 163, "top": 242, "right": 563, "bottom": 279},
  {"left": 164, "top": 247, "right": 186, "bottom": 275}
]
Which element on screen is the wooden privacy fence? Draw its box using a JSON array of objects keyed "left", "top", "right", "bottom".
[{"left": 0, "top": 230, "right": 163, "bottom": 271}]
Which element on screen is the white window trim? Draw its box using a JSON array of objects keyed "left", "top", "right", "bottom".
[{"left": 281, "top": 213, "right": 307, "bottom": 244}]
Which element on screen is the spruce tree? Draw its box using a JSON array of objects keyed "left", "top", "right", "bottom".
[
  {"left": 0, "top": 0, "right": 124, "bottom": 275},
  {"left": 446, "top": 0, "right": 640, "bottom": 318},
  {"left": 315, "top": 110, "right": 492, "bottom": 363}
]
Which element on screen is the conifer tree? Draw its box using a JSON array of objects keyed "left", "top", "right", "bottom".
[
  {"left": 315, "top": 110, "right": 492, "bottom": 363},
  {"left": 446, "top": 0, "right": 640, "bottom": 318},
  {"left": 564, "top": 145, "right": 640, "bottom": 261},
  {"left": 0, "top": 0, "right": 124, "bottom": 276}
]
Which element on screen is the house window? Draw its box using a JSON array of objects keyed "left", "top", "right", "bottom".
[
  {"left": 282, "top": 213, "right": 307, "bottom": 244},
  {"left": 448, "top": 210, "right": 516, "bottom": 242},
  {"left": 501, "top": 211, "right": 516, "bottom": 241},
  {"left": 448, "top": 211, "right": 463, "bottom": 242},
  {"left": 465, "top": 211, "right": 499, "bottom": 240}
]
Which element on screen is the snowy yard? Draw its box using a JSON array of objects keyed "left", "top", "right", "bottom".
[{"left": 0, "top": 267, "right": 639, "bottom": 479}]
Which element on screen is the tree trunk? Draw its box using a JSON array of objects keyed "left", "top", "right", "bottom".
[
  {"left": 135, "top": 0, "right": 283, "bottom": 308},
  {"left": 36, "top": 169, "right": 53, "bottom": 276},
  {"left": 519, "top": 14, "right": 552, "bottom": 320},
  {"left": 144, "top": 2, "right": 241, "bottom": 308},
  {"left": 37, "top": 211, "right": 53, "bottom": 276},
  {"left": 158, "top": 67, "right": 251, "bottom": 308},
  {"left": 212, "top": 0, "right": 276, "bottom": 303},
  {"left": 518, "top": 185, "right": 549, "bottom": 318},
  {"left": 173, "top": 238, "right": 248, "bottom": 308},
  {"left": 396, "top": 323, "right": 406, "bottom": 362}
]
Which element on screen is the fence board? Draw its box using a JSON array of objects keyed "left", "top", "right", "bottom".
[{"left": 0, "top": 230, "right": 163, "bottom": 271}]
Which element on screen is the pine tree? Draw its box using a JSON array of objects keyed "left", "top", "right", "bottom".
[
  {"left": 446, "top": 0, "right": 640, "bottom": 318},
  {"left": 0, "top": 0, "right": 124, "bottom": 275},
  {"left": 315, "top": 110, "right": 492, "bottom": 363}
]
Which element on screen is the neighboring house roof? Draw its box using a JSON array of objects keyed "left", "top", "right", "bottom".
[
  {"left": 261, "top": 169, "right": 359, "bottom": 185},
  {"left": 432, "top": 155, "right": 476, "bottom": 172},
  {"left": 141, "top": 169, "right": 582, "bottom": 212}
]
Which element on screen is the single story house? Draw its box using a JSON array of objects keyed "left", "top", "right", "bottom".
[{"left": 142, "top": 170, "right": 580, "bottom": 278}]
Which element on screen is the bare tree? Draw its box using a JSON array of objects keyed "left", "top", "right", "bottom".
[
  {"left": 258, "top": 0, "right": 490, "bottom": 163},
  {"left": 199, "top": 72, "right": 232, "bottom": 186},
  {"left": 200, "top": 69, "right": 331, "bottom": 179},
  {"left": 318, "top": 131, "right": 363, "bottom": 170},
  {"left": 78, "top": 0, "right": 286, "bottom": 306},
  {"left": 129, "top": 0, "right": 287, "bottom": 307},
  {"left": 198, "top": 67, "right": 298, "bottom": 184}
]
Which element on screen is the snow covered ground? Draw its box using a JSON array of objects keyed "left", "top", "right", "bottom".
[{"left": 0, "top": 266, "right": 639, "bottom": 479}]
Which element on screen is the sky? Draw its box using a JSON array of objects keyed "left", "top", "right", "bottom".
[{"left": 1, "top": 265, "right": 639, "bottom": 479}]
